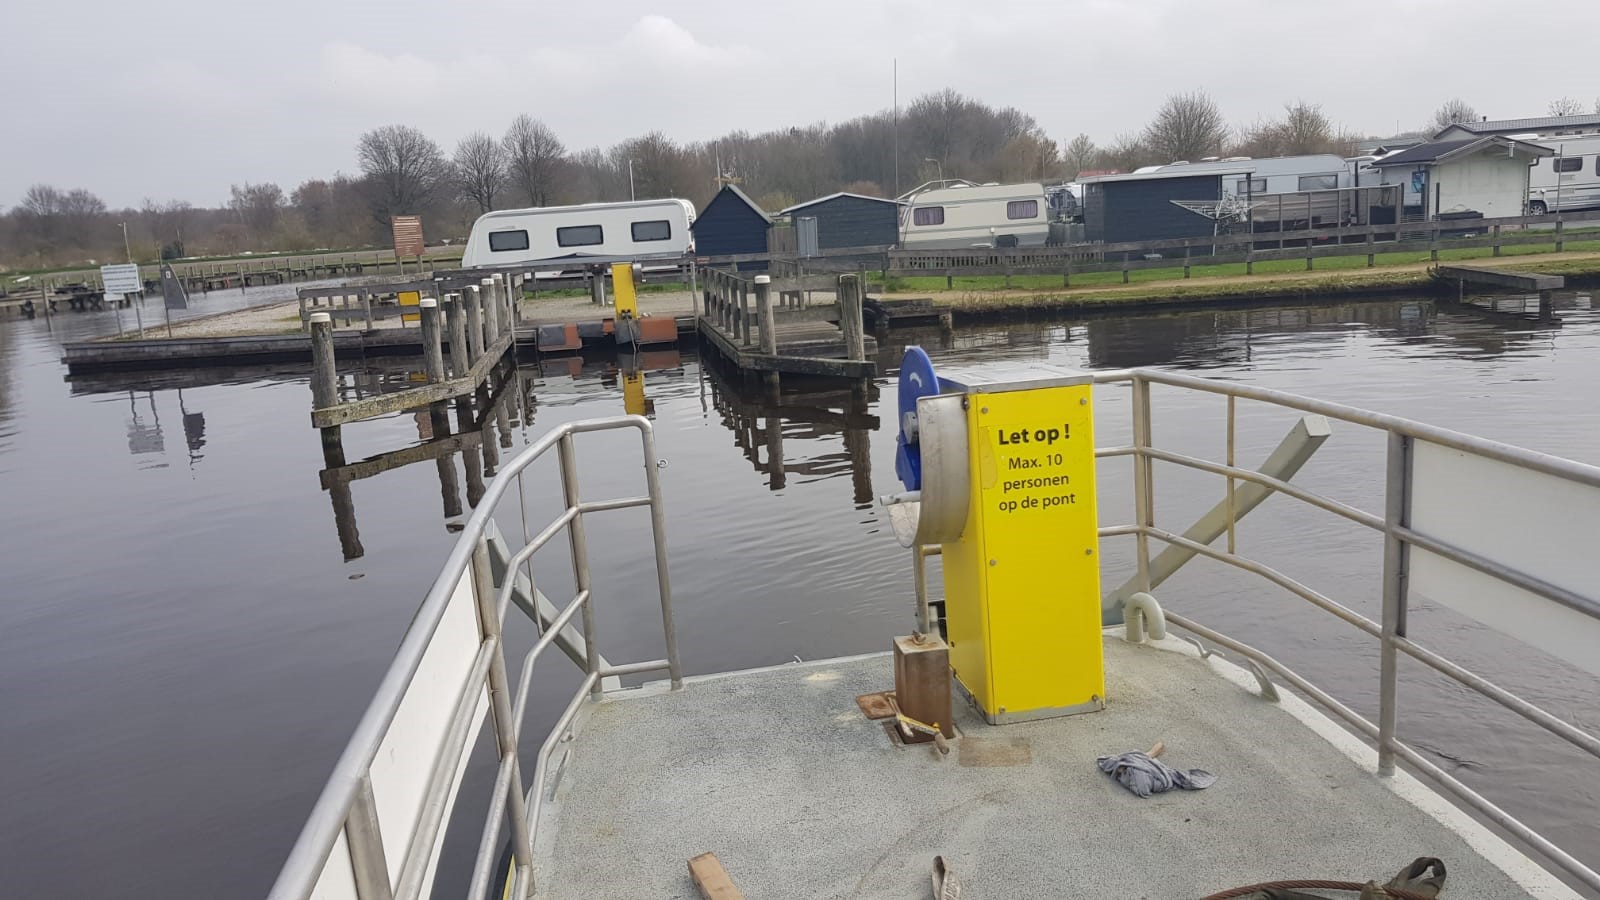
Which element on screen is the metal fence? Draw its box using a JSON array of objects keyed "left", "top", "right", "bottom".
[
  {"left": 267, "top": 416, "right": 681, "bottom": 900},
  {"left": 1088, "top": 368, "right": 1600, "bottom": 893}
]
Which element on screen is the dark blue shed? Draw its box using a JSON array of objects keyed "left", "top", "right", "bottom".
[
  {"left": 691, "top": 185, "right": 773, "bottom": 261},
  {"left": 1081, "top": 170, "right": 1244, "bottom": 245},
  {"left": 779, "top": 192, "right": 902, "bottom": 250}
]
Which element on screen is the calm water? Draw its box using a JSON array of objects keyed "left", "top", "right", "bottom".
[{"left": 2, "top": 286, "right": 1598, "bottom": 897}]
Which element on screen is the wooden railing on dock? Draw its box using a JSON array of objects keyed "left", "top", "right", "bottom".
[
  {"left": 697, "top": 268, "right": 875, "bottom": 382},
  {"left": 309, "top": 274, "right": 519, "bottom": 431}
]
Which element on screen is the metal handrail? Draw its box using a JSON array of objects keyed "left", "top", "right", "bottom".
[
  {"left": 1090, "top": 368, "right": 1600, "bottom": 892},
  {"left": 267, "top": 415, "right": 681, "bottom": 900}
]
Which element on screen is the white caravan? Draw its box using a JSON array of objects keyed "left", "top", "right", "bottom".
[
  {"left": 1528, "top": 135, "right": 1600, "bottom": 214},
  {"left": 1148, "top": 155, "right": 1356, "bottom": 197},
  {"left": 460, "top": 198, "right": 696, "bottom": 268},
  {"left": 899, "top": 183, "right": 1049, "bottom": 249}
]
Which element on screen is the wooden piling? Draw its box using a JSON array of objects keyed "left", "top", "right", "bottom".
[
  {"left": 445, "top": 293, "right": 469, "bottom": 377},
  {"left": 465, "top": 285, "right": 485, "bottom": 363},
  {"left": 480, "top": 278, "right": 500, "bottom": 344},
  {"left": 310, "top": 313, "right": 338, "bottom": 412},
  {"left": 839, "top": 274, "right": 866, "bottom": 362},
  {"left": 755, "top": 276, "right": 777, "bottom": 355},
  {"left": 420, "top": 298, "right": 446, "bottom": 383},
  {"left": 360, "top": 289, "right": 374, "bottom": 330}
]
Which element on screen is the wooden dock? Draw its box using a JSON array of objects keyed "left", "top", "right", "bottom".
[
  {"left": 697, "top": 269, "right": 877, "bottom": 383},
  {"left": 310, "top": 274, "right": 519, "bottom": 432},
  {"left": 1435, "top": 264, "right": 1565, "bottom": 294}
]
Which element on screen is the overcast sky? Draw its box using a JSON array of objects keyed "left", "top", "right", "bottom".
[{"left": 8, "top": 0, "right": 1599, "bottom": 208}]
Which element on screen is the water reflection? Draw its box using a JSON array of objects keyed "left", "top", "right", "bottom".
[
  {"left": 701, "top": 358, "right": 878, "bottom": 505},
  {"left": 317, "top": 361, "right": 529, "bottom": 561}
]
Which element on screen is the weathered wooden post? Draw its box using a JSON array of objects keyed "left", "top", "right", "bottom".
[
  {"left": 1367, "top": 227, "right": 1376, "bottom": 268},
  {"left": 1183, "top": 244, "right": 1192, "bottom": 279},
  {"left": 1493, "top": 223, "right": 1502, "bottom": 257},
  {"left": 688, "top": 260, "right": 699, "bottom": 319},
  {"left": 589, "top": 268, "right": 606, "bottom": 307},
  {"left": 310, "top": 312, "right": 338, "bottom": 412},
  {"left": 480, "top": 278, "right": 501, "bottom": 345},
  {"left": 838, "top": 274, "right": 866, "bottom": 362},
  {"left": 310, "top": 311, "right": 342, "bottom": 453},
  {"left": 741, "top": 282, "right": 756, "bottom": 347},
  {"left": 465, "top": 285, "right": 485, "bottom": 363},
  {"left": 420, "top": 298, "right": 446, "bottom": 383},
  {"left": 298, "top": 292, "right": 309, "bottom": 332},
  {"left": 755, "top": 275, "right": 777, "bottom": 355},
  {"left": 445, "top": 293, "right": 469, "bottom": 377},
  {"left": 360, "top": 289, "right": 374, "bottom": 330}
]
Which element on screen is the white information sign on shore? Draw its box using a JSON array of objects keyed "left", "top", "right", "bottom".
[{"left": 101, "top": 263, "right": 141, "bottom": 296}]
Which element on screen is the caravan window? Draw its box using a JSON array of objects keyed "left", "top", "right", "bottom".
[
  {"left": 1298, "top": 174, "right": 1339, "bottom": 191},
  {"left": 631, "top": 220, "right": 672, "bottom": 242},
  {"left": 556, "top": 225, "right": 604, "bottom": 247},
  {"left": 1006, "top": 200, "right": 1039, "bottom": 219},
  {"left": 1555, "top": 157, "right": 1584, "bottom": 173},
  {"left": 1235, "top": 178, "right": 1267, "bottom": 194},
  {"left": 488, "top": 230, "right": 530, "bottom": 252},
  {"left": 913, "top": 206, "right": 945, "bottom": 226}
]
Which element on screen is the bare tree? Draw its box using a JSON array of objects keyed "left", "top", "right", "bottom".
[
  {"left": 1548, "top": 97, "right": 1585, "bottom": 117},
  {"left": 1144, "top": 91, "right": 1228, "bottom": 163},
  {"left": 355, "top": 125, "right": 449, "bottom": 224},
  {"left": 1430, "top": 98, "right": 1478, "bottom": 132},
  {"left": 1063, "top": 134, "right": 1097, "bottom": 178},
  {"left": 229, "top": 182, "right": 285, "bottom": 241},
  {"left": 1098, "top": 133, "right": 1153, "bottom": 172},
  {"left": 452, "top": 132, "right": 505, "bottom": 213},
  {"left": 503, "top": 115, "right": 565, "bottom": 207},
  {"left": 140, "top": 199, "right": 194, "bottom": 258},
  {"left": 1232, "top": 101, "right": 1358, "bottom": 158}
]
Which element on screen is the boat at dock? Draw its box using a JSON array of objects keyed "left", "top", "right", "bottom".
[{"left": 267, "top": 363, "right": 1600, "bottom": 900}]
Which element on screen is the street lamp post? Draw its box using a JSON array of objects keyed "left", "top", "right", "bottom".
[{"left": 120, "top": 222, "right": 133, "bottom": 264}]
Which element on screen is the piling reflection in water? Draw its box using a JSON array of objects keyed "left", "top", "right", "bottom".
[
  {"left": 700, "top": 356, "right": 878, "bottom": 506},
  {"left": 317, "top": 360, "right": 529, "bottom": 561}
]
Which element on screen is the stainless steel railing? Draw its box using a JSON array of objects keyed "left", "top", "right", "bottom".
[
  {"left": 268, "top": 415, "right": 680, "bottom": 900},
  {"left": 1088, "top": 368, "right": 1600, "bottom": 893}
]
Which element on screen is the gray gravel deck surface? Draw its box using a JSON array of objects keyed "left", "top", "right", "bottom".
[{"left": 530, "top": 635, "right": 1563, "bottom": 899}]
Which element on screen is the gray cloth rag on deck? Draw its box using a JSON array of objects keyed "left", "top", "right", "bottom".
[{"left": 1096, "top": 751, "right": 1217, "bottom": 798}]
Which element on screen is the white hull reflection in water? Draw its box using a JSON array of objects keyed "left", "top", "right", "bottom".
[{"left": 0, "top": 289, "right": 1598, "bottom": 898}]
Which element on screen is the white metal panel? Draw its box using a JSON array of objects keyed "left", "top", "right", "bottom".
[
  {"left": 1436, "top": 154, "right": 1528, "bottom": 217},
  {"left": 309, "top": 829, "right": 360, "bottom": 900},
  {"left": 1408, "top": 440, "right": 1600, "bottom": 677},
  {"left": 419, "top": 686, "right": 491, "bottom": 899},
  {"left": 368, "top": 568, "right": 487, "bottom": 883}
]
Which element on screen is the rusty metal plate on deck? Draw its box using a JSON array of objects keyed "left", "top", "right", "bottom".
[{"left": 855, "top": 691, "right": 898, "bottom": 720}]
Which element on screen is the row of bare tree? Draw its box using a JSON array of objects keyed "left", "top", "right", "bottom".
[{"left": 6, "top": 92, "right": 1596, "bottom": 270}]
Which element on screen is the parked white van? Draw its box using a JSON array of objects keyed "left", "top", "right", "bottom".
[
  {"left": 1528, "top": 135, "right": 1600, "bottom": 214},
  {"left": 899, "top": 183, "right": 1049, "bottom": 249},
  {"left": 460, "top": 198, "right": 696, "bottom": 268}
]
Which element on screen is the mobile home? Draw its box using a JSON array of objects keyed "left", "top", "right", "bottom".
[
  {"left": 460, "top": 198, "right": 695, "bottom": 268},
  {"left": 1149, "top": 155, "right": 1356, "bottom": 198},
  {"left": 1528, "top": 134, "right": 1600, "bottom": 214},
  {"left": 899, "top": 183, "right": 1049, "bottom": 249}
]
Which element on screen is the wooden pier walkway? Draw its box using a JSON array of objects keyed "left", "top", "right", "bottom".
[
  {"left": 1435, "top": 264, "right": 1565, "bottom": 294},
  {"left": 310, "top": 274, "right": 519, "bottom": 432},
  {"left": 697, "top": 269, "right": 877, "bottom": 383}
]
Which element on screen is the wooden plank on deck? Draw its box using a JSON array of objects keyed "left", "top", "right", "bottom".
[{"left": 687, "top": 852, "right": 744, "bottom": 900}]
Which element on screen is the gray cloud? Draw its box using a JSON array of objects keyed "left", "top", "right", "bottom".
[{"left": 8, "top": 0, "right": 1598, "bottom": 208}]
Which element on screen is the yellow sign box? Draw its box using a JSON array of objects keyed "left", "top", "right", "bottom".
[
  {"left": 942, "top": 381, "right": 1104, "bottom": 723},
  {"left": 399, "top": 290, "right": 421, "bottom": 324}
]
